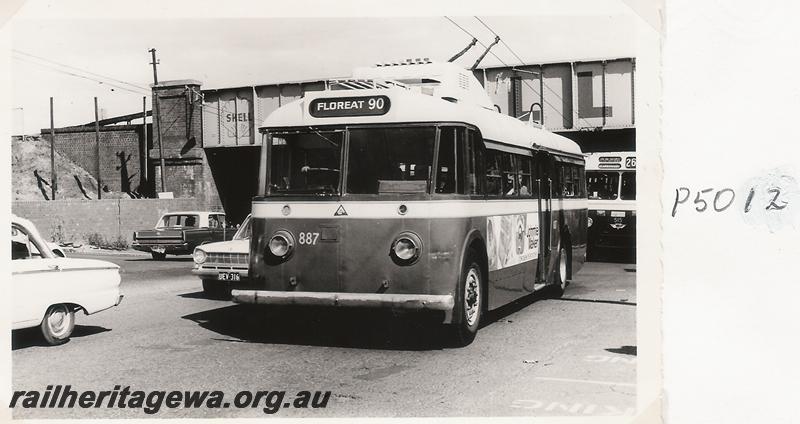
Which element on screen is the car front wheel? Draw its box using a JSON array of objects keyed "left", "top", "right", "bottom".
[{"left": 40, "top": 304, "right": 75, "bottom": 345}]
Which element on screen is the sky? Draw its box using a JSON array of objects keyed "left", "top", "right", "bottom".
[{"left": 7, "top": 0, "right": 638, "bottom": 134}]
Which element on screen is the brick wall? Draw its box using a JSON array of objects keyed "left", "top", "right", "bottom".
[
  {"left": 12, "top": 198, "right": 221, "bottom": 244},
  {"left": 151, "top": 80, "right": 219, "bottom": 204},
  {"left": 44, "top": 125, "right": 153, "bottom": 195}
]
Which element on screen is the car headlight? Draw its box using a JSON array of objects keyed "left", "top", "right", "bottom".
[
  {"left": 588, "top": 217, "right": 593, "bottom": 227},
  {"left": 268, "top": 230, "right": 294, "bottom": 258},
  {"left": 193, "top": 248, "right": 207, "bottom": 264},
  {"left": 390, "top": 232, "right": 422, "bottom": 265}
]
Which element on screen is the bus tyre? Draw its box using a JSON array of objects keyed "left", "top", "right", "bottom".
[
  {"left": 151, "top": 252, "right": 166, "bottom": 260},
  {"left": 40, "top": 304, "right": 75, "bottom": 345},
  {"left": 449, "top": 250, "right": 483, "bottom": 346},
  {"left": 550, "top": 246, "right": 569, "bottom": 298}
]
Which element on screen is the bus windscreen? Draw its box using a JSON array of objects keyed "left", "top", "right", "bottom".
[
  {"left": 346, "top": 127, "right": 436, "bottom": 194},
  {"left": 587, "top": 171, "right": 619, "bottom": 200},
  {"left": 269, "top": 131, "right": 344, "bottom": 195}
]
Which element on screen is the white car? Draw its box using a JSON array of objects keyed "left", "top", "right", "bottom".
[
  {"left": 11, "top": 215, "right": 123, "bottom": 345},
  {"left": 192, "top": 214, "right": 252, "bottom": 298}
]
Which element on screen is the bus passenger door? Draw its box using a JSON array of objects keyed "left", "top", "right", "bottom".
[{"left": 534, "top": 152, "right": 556, "bottom": 285}]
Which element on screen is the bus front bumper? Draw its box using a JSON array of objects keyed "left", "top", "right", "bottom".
[{"left": 231, "top": 290, "right": 455, "bottom": 320}]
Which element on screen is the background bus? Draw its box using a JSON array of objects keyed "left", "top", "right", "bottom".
[{"left": 585, "top": 152, "right": 636, "bottom": 261}]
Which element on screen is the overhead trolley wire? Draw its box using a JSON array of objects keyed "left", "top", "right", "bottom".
[
  {"left": 12, "top": 49, "right": 245, "bottom": 134},
  {"left": 13, "top": 49, "right": 151, "bottom": 92},
  {"left": 443, "top": 16, "right": 509, "bottom": 66},
  {"left": 12, "top": 55, "right": 151, "bottom": 96},
  {"left": 471, "top": 16, "right": 595, "bottom": 128},
  {"left": 443, "top": 16, "right": 570, "bottom": 124},
  {"left": 473, "top": 17, "right": 527, "bottom": 65}
]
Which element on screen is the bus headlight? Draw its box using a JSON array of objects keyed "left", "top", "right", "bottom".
[
  {"left": 588, "top": 217, "right": 593, "bottom": 227},
  {"left": 268, "top": 230, "right": 295, "bottom": 258},
  {"left": 390, "top": 232, "right": 422, "bottom": 265},
  {"left": 193, "top": 248, "right": 207, "bottom": 264}
]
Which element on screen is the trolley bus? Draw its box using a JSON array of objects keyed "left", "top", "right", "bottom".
[
  {"left": 585, "top": 152, "right": 636, "bottom": 258},
  {"left": 232, "top": 60, "right": 587, "bottom": 345}
]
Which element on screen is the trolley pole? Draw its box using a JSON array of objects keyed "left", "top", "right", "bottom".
[
  {"left": 49, "top": 97, "right": 57, "bottom": 200},
  {"left": 94, "top": 97, "right": 101, "bottom": 200}
]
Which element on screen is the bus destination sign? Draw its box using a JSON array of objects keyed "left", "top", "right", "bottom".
[{"left": 309, "top": 95, "right": 391, "bottom": 118}]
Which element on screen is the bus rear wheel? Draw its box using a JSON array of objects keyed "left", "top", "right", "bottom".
[
  {"left": 550, "top": 246, "right": 569, "bottom": 298},
  {"left": 448, "top": 249, "right": 484, "bottom": 346}
]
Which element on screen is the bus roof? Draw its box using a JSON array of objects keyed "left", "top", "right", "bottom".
[{"left": 259, "top": 62, "right": 583, "bottom": 157}]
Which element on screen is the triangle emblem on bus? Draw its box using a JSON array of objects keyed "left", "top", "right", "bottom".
[{"left": 334, "top": 205, "right": 348, "bottom": 216}]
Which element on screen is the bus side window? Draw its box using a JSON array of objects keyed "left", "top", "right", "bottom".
[
  {"left": 436, "top": 127, "right": 457, "bottom": 194},
  {"left": 557, "top": 162, "right": 580, "bottom": 198},
  {"left": 553, "top": 162, "right": 563, "bottom": 199},
  {"left": 578, "top": 166, "right": 586, "bottom": 197},
  {"left": 485, "top": 150, "right": 503, "bottom": 196},
  {"left": 501, "top": 153, "right": 516, "bottom": 197},
  {"left": 518, "top": 155, "right": 532, "bottom": 197},
  {"left": 465, "top": 130, "right": 484, "bottom": 195},
  {"left": 435, "top": 127, "right": 466, "bottom": 194},
  {"left": 562, "top": 164, "right": 576, "bottom": 198}
]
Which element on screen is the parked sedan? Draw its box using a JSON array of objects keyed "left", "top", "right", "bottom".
[
  {"left": 132, "top": 211, "right": 234, "bottom": 260},
  {"left": 192, "top": 214, "right": 252, "bottom": 298},
  {"left": 11, "top": 215, "right": 123, "bottom": 345}
]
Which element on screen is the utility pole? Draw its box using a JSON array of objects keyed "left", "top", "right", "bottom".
[
  {"left": 142, "top": 97, "right": 148, "bottom": 182},
  {"left": 94, "top": 97, "right": 101, "bottom": 200},
  {"left": 49, "top": 98, "right": 57, "bottom": 200},
  {"left": 154, "top": 93, "right": 166, "bottom": 193},
  {"left": 149, "top": 48, "right": 166, "bottom": 193},
  {"left": 148, "top": 48, "right": 159, "bottom": 85}
]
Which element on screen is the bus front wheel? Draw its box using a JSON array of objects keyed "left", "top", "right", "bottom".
[{"left": 448, "top": 249, "right": 484, "bottom": 346}]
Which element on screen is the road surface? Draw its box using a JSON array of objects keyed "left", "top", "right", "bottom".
[{"left": 12, "top": 253, "right": 636, "bottom": 418}]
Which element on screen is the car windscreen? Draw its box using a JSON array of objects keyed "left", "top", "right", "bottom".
[
  {"left": 158, "top": 214, "right": 199, "bottom": 228},
  {"left": 233, "top": 215, "right": 252, "bottom": 240},
  {"left": 586, "top": 171, "right": 620, "bottom": 200},
  {"left": 11, "top": 224, "right": 52, "bottom": 259}
]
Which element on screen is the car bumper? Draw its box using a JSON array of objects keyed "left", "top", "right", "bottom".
[
  {"left": 131, "top": 242, "right": 190, "bottom": 254},
  {"left": 192, "top": 268, "right": 249, "bottom": 278},
  {"left": 231, "top": 290, "right": 454, "bottom": 311}
]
